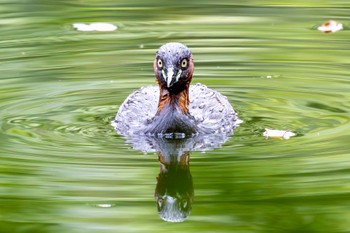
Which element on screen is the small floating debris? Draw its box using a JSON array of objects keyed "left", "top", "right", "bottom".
[
  {"left": 262, "top": 74, "right": 281, "bottom": 79},
  {"left": 236, "top": 119, "right": 244, "bottom": 126},
  {"left": 317, "top": 20, "right": 343, "bottom": 33},
  {"left": 263, "top": 128, "right": 296, "bottom": 140},
  {"left": 72, "top": 22, "right": 117, "bottom": 32},
  {"left": 96, "top": 203, "right": 113, "bottom": 208}
]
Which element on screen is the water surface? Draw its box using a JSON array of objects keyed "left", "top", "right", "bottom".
[{"left": 1, "top": 1, "right": 350, "bottom": 233}]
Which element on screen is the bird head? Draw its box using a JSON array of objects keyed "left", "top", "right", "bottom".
[{"left": 154, "top": 42, "right": 194, "bottom": 94}]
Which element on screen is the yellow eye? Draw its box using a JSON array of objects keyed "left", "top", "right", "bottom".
[
  {"left": 181, "top": 59, "right": 188, "bottom": 68},
  {"left": 157, "top": 59, "right": 163, "bottom": 68}
]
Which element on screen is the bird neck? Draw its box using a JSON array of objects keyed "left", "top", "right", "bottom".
[
  {"left": 157, "top": 85, "right": 190, "bottom": 115},
  {"left": 145, "top": 83, "right": 196, "bottom": 136}
]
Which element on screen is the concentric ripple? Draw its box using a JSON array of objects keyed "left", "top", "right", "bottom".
[
  {"left": 1, "top": 88, "right": 120, "bottom": 155},
  {"left": 1, "top": 5, "right": 350, "bottom": 231}
]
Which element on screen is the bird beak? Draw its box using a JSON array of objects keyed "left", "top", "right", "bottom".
[
  {"left": 166, "top": 68, "right": 174, "bottom": 87},
  {"left": 162, "top": 67, "right": 182, "bottom": 88}
]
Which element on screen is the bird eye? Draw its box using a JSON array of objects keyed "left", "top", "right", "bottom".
[
  {"left": 157, "top": 59, "right": 163, "bottom": 69},
  {"left": 181, "top": 59, "right": 188, "bottom": 68}
]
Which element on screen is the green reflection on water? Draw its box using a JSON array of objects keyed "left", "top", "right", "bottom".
[{"left": 1, "top": 1, "right": 350, "bottom": 233}]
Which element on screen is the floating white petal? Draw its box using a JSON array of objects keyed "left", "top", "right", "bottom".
[
  {"left": 90, "top": 23, "right": 117, "bottom": 31},
  {"left": 73, "top": 22, "right": 117, "bottom": 32},
  {"left": 317, "top": 20, "right": 343, "bottom": 33},
  {"left": 97, "top": 203, "right": 112, "bottom": 208},
  {"left": 263, "top": 128, "right": 296, "bottom": 140},
  {"left": 72, "top": 23, "right": 94, "bottom": 32},
  {"left": 236, "top": 119, "right": 244, "bottom": 126}
]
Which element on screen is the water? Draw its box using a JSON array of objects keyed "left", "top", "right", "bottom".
[{"left": 1, "top": 1, "right": 350, "bottom": 232}]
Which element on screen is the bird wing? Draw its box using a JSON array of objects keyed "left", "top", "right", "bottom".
[
  {"left": 189, "top": 83, "right": 238, "bottom": 134},
  {"left": 113, "top": 86, "right": 159, "bottom": 135}
]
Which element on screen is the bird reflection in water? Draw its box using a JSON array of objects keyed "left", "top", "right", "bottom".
[
  {"left": 154, "top": 138, "right": 193, "bottom": 222},
  {"left": 122, "top": 133, "right": 235, "bottom": 222}
]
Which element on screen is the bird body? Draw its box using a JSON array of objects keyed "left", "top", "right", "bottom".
[
  {"left": 113, "top": 43, "right": 239, "bottom": 137},
  {"left": 114, "top": 83, "right": 238, "bottom": 136}
]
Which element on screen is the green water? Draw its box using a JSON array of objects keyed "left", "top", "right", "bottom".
[{"left": 1, "top": 1, "right": 350, "bottom": 232}]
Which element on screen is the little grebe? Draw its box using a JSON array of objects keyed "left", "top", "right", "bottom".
[{"left": 113, "top": 42, "right": 239, "bottom": 137}]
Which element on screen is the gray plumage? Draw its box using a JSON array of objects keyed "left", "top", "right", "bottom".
[
  {"left": 112, "top": 42, "right": 241, "bottom": 142},
  {"left": 113, "top": 83, "right": 239, "bottom": 136}
]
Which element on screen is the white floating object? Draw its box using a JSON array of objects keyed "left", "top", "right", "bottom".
[
  {"left": 90, "top": 22, "right": 117, "bottom": 31},
  {"left": 317, "top": 20, "right": 343, "bottom": 33},
  {"left": 96, "top": 203, "right": 112, "bottom": 208},
  {"left": 263, "top": 128, "right": 296, "bottom": 140},
  {"left": 236, "top": 119, "right": 244, "bottom": 126},
  {"left": 73, "top": 22, "right": 117, "bottom": 32},
  {"left": 72, "top": 23, "right": 94, "bottom": 32}
]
